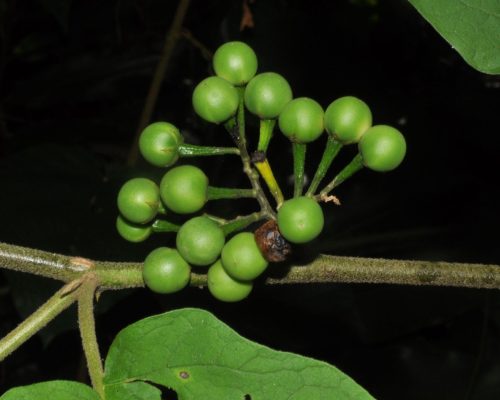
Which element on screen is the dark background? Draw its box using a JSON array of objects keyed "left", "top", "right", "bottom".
[{"left": 1, "top": 0, "right": 499, "bottom": 398}]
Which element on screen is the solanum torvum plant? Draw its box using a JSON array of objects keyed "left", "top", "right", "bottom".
[
  {"left": 0, "top": 40, "right": 411, "bottom": 400},
  {"left": 116, "top": 41, "right": 407, "bottom": 303}
]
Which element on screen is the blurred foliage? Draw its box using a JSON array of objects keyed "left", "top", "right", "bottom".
[{"left": 0, "top": 0, "right": 499, "bottom": 399}]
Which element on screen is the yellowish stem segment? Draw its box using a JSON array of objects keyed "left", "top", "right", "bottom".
[{"left": 253, "top": 156, "right": 284, "bottom": 208}]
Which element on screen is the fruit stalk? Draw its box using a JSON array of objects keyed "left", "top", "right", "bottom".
[
  {"left": 178, "top": 143, "right": 240, "bottom": 157},
  {"left": 317, "top": 153, "right": 364, "bottom": 199},
  {"left": 257, "top": 119, "right": 276, "bottom": 153},
  {"left": 152, "top": 219, "right": 180, "bottom": 233},
  {"left": 228, "top": 87, "right": 276, "bottom": 219},
  {"left": 252, "top": 153, "right": 284, "bottom": 208},
  {"left": 221, "top": 212, "right": 265, "bottom": 236},
  {"left": 306, "top": 136, "right": 343, "bottom": 196},
  {"left": 206, "top": 186, "right": 257, "bottom": 200},
  {"left": 292, "top": 142, "right": 306, "bottom": 197}
]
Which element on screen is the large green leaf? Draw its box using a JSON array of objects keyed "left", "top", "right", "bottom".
[
  {"left": 104, "top": 308, "right": 374, "bottom": 400},
  {"left": 409, "top": 0, "right": 500, "bottom": 74},
  {"left": 0, "top": 380, "right": 99, "bottom": 400}
]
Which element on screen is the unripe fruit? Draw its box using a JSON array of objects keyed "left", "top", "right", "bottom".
[
  {"left": 139, "top": 122, "right": 183, "bottom": 167},
  {"left": 160, "top": 165, "right": 208, "bottom": 214},
  {"left": 117, "top": 178, "right": 160, "bottom": 224},
  {"left": 192, "top": 76, "right": 239, "bottom": 124},
  {"left": 279, "top": 97, "right": 324, "bottom": 143},
  {"left": 213, "top": 41, "right": 258, "bottom": 85},
  {"left": 358, "top": 125, "right": 406, "bottom": 172},
  {"left": 176, "top": 216, "right": 225, "bottom": 266},
  {"left": 277, "top": 196, "right": 324, "bottom": 244},
  {"left": 142, "top": 247, "right": 191, "bottom": 294},
  {"left": 244, "top": 72, "right": 292, "bottom": 119},
  {"left": 207, "top": 259, "right": 253, "bottom": 302},
  {"left": 324, "top": 96, "right": 372, "bottom": 144},
  {"left": 221, "top": 232, "right": 268, "bottom": 281},
  {"left": 116, "top": 215, "right": 152, "bottom": 242}
]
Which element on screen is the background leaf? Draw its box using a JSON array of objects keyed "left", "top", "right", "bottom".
[
  {"left": 408, "top": 0, "right": 500, "bottom": 74},
  {"left": 0, "top": 380, "right": 99, "bottom": 400},
  {"left": 104, "top": 308, "right": 375, "bottom": 400}
]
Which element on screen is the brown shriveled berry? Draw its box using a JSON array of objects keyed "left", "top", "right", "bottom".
[{"left": 254, "top": 220, "right": 292, "bottom": 262}]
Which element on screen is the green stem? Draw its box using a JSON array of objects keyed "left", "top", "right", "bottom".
[
  {"left": 157, "top": 202, "right": 167, "bottom": 215},
  {"left": 3, "top": 242, "right": 500, "bottom": 290},
  {"left": 0, "top": 242, "right": 89, "bottom": 282},
  {"left": 306, "top": 136, "right": 343, "bottom": 197},
  {"left": 203, "top": 213, "right": 228, "bottom": 225},
  {"left": 225, "top": 87, "right": 276, "bottom": 219},
  {"left": 292, "top": 142, "right": 307, "bottom": 197},
  {"left": 253, "top": 156, "right": 285, "bottom": 208},
  {"left": 178, "top": 143, "right": 239, "bottom": 157},
  {"left": 0, "top": 280, "right": 80, "bottom": 362},
  {"left": 152, "top": 219, "right": 180, "bottom": 233},
  {"left": 78, "top": 277, "right": 104, "bottom": 399},
  {"left": 223, "top": 117, "right": 239, "bottom": 144},
  {"left": 221, "top": 212, "right": 265, "bottom": 236},
  {"left": 257, "top": 119, "right": 276, "bottom": 153},
  {"left": 317, "top": 153, "right": 364, "bottom": 199},
  {"left": 206, "top": 186, "right": 256, "bottom": 200}
]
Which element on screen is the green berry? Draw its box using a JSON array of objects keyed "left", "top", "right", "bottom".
[
  {"left": 142, "top": 247, "right": 191, "bottom": 294},
  {"left": 176, "top": 216, "right": 225, "bottom": 266},
  {"left": 117, "top": 178, "right": 160, "bottom": 224},
  {"left": 221, "top": 232, "right": 268, "bottom": 281},
  {"left": 160, "top": 165, "right": 208, "bottom": 214},
  {"left": 207, "top": 259, "right": 253, "bottom": 302},
  {"left": 116, "top": 215, "right": 152, "bottom": 242},
  {"left": 277, "top": 196, "right": 324, "bottom": 244},
  {"left": 192, "top": 76, "right": 239, "bottom": 124},
  {"left": 278, "top": 97, "right": 324, "bottom": 143},
  {"left": 359, "top": 125, "right": 406, "bottom": 172},
  {"left": 324, "top": 96, "right": 372, "bottom": 144},
  {"left": 139, "top": 122, "right": 183, "bottom": 167},
  {"left": 244, "top": 72, "right": 292, "bottom": 119},
  {"left": 213, "top": 41, "right": 258, "bottom": 85}
]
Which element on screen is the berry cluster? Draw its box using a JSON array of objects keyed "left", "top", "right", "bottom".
[{"left": 116, "top": 41, "right": 407, "bottom": 302}]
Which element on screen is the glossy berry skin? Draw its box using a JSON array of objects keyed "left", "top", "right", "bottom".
[
  {"left": 117, "top": 178, "right": 160, "bottom": 224},
  {"left": 139, "top": 122, "right": 183, "bottom": 167},
  {"left": 244, "top": 72, "right": 292, "bottom": 119},
  {"left": 176, "top": 216, "right": 225, "bottom": 266},
  {"left": 192, "top": 76, "right": 239, "bottom": 124},
  {"left": 324, "top": 96, "right": 372, "bottom": 144},
  {"left": 221, "top": 232, "right": 268, "bottom": 281},
  {"left": 359, "top": 125, "right": 406, "bottom": 172},
  {"left": 160, "top": 165, "right": 208, "bottom": 214},
  {"left": 213, "top": 41, "right": 258, "bottom": 86},
  {"left": 116, "top": 215, "right": 152, "bottom": 242},
  {"left": 207, "top": 259, "right": 253, "bottom": 302},
  {"left": 142, "top": 247, "right": 191, "bottom": 294},
  {"left": 278, "top": 97, "right": 324, "bottom": 143},
  {"left": 277, "top": 196, "right": 324, "bottom": 244}
]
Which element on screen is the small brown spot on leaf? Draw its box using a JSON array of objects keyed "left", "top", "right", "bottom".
[{"left": 179, "top": 371, "right": 190, "bottom": 379}]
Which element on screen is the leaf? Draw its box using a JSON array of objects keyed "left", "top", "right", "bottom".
[
  {"left": 0, "top": 380, "right": 99, "bottom": 400},
  {"left": 408, "top": 0, "right": 500, "bottom": 74},
  {"left": 104, "top": 308, "right": 374, "bottom": 400}
]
